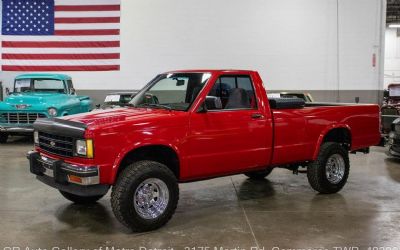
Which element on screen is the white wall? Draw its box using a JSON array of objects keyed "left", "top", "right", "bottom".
[
  {"left": 0, "top": 0, "right": 385, "bottom": 93},
  {"left": 385, "top": 28, "right": 400, "bottom": 87}
]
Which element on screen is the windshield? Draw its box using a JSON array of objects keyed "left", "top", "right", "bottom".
[
  {"left": 130, "top": 73, "right": 211, "bottom": 111},
  {"left": 14, "top": 79, "right": 66, "bottom": 93}
]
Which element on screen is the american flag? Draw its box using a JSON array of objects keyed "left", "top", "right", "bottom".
[{"left": 0, "top": 0, "right": 120, "bottom": 71}]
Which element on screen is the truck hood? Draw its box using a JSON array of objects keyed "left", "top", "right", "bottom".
[
  {"left": 3, "top": 93, "right": 69, "bottom": 106},
  {"left": 61, "top": 107, "right": 181, "bottom": 129}
]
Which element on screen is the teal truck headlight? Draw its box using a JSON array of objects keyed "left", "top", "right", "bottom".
[{"left": 47, "top": 108, "right": 57, "bottom": 117}]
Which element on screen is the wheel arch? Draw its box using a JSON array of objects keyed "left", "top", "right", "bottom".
[
  {"left": 313, "top": 125, "right": 352, "bottom": 160},
  {"left": 112, "top": 144, "right": 181, "bottom": 183}
]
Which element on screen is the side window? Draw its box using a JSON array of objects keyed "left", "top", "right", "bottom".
[
  {"left": 66, "top": 80, "right": 74, "bottom": 94},
  {"left": 237, "top": 76, "right": 257, "bottom": 109},
  {"left": 66, "top": 80, "right": 73, "bottom": 89},
  {"left": 206, "top": 75, "right": 257, "bottom": 110}
]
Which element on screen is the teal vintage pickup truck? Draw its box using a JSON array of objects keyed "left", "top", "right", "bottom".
[{"left": 0, "top": 73, "right": 92, "bottom": 143}]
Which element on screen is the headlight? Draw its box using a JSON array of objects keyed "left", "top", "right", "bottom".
[
  {"left": 33, "top": 131, "right": 39, "bottom": 144},
  {"left": 76, "top": 139, "right": 94, "bottom": 158},
  {"left": 48, "top": 108, "right": 57, "bottom": 117}
]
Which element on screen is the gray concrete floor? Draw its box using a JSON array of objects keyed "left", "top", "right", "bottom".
[{"left": 0, "top": 136, "right": 400, "bottom": 249}]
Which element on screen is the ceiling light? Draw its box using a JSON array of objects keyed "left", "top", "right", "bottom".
[{"left": 389, "top": 23, "right": 400, "bottom": 28}]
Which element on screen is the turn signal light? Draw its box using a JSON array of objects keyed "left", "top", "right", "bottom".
[{"left": 68, "top": 175, "right": 82, "bottom": 184}]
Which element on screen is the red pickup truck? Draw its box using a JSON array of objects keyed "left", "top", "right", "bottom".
[{"left": 27, "top": 70, "right": 380, "bottom": 232}]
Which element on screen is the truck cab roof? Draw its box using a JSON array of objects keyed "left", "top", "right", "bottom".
[
  {"left": 15, "top": 73, "right": 72, "bottom": 81},
  {"left": 164, "top": 69, "right": 257, "bottom": 74}
]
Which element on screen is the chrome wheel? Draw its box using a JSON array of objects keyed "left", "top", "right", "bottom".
[
  {"left": 134, "top": 178, "right": 169, "bottom": 220},
  {"left": 325, "top": 154, "right": 345, "bottom": 184}
]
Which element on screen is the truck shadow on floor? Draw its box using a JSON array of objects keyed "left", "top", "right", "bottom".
[
  {"left": 54, "top": 201, "right": 130, "bottom": 234},
  {"left": 236, "top": 179, "right": 276, "bottom": 200}
]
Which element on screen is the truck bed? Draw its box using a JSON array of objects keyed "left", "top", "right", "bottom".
[{"left": 270, "top": 103, "right": 380, "bottom": 165}]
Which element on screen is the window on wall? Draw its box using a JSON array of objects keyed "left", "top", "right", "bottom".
[{"left": 206, "top": 75, "right": 257, "bottom": 110}]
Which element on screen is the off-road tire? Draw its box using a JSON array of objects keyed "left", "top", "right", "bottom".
[
  {"left": 244, "top": 167, "right": 274, "bottom": 179},
  {"left": 0, "top": 133, "right": 8, "bottom": 143},
  {"left": 307, "top": 142, "right": 350, "bottom": 194},
  {"left": 111, "top": 160, "right": 179, "bottom": 232},
  {"left": 59, "top": 190, "right": 104, "bottom": 204}
]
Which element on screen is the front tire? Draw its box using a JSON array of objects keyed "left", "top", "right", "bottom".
[
  {"left": 307, "top": 142, "right": 350, "bottom": 194},
  {"left": 0, "top": 133, "right": 9, "bottom": 143},
  {"left": 244, "top": 167, "right": 273, "bottom": 179},
  {"left": 59, "top": 190, "right": 104, "bottom": 204},
  {"left": 111, "top": 160, "right": 179, "bottom": 232}
]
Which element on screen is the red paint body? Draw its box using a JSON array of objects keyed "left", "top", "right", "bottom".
[{"left": 35, "top": 70, "right": 381, "bottom": 184}]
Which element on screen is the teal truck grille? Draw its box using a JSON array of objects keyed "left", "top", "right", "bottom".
[{"left": 0, "top": 113, "right": 46, "bottom": 124}]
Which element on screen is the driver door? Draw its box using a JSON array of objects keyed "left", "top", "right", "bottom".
[{"left": 187, "top": 74, "right": 273, "bottom": 179}]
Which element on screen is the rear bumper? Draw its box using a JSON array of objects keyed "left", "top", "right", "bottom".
[
  {"left": 0, "top": 125, "right": 34, "bottom": 133},
  {"left": 27, "top": 151, "right": 109, "bottom": 197}
]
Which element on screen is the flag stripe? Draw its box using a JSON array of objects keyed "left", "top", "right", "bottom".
[
  {"left": 2, "top": 35, "right": 120, "bottom": 41},
  {"left": 54, "top": 29, "right": 120, "bottom": 35},
  {"left": 55, "top": 5, "right": 120, "bottom": 12},
  {"left": 2, "top": 41, "right": 120, "bottom": 48},
  {"left": 55, "top": 11, "right": 120, "bottom": 18},
  {"left": 55, "top": 17, "right": 120, "bottom": 23},
  {"left": 3, "top": 53, "right": 120, "bottom": 60},
  {"left": 2, "top": 65, "right": 120, "bottom": 71},
  {"left": 2, "top": 59, "right": 120, "bottom": 65},
  {"left": 2, "top": 47, "right": 120, "bottom": 53},
  {"left": 55, "top": 0, "right": 121, "bottom": 5},
  {"left": 55, "top": 23, "right": 119, "bottom": 30}
]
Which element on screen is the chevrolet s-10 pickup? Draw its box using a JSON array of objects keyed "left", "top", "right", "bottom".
[{"left": 27, "top": 70, "right": 380, "bottom": 232}]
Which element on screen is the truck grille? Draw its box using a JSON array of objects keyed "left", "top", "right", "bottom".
[
  {"left": 1, "top": 113, "right": 46, "bottom": 124},
  {"left": 38, "top": 131, "right": 74, "bottom": 157}
]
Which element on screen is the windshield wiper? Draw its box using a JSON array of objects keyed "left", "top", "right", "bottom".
[{"left": 136, "top": 103, "right": 172, "bottom": 110}]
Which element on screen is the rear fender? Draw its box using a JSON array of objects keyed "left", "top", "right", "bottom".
[{"left": 312, "top": 124, "right": 352, "bottom": 160}]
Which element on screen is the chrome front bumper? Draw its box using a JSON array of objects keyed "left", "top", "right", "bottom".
[
  {"left": 27, "top": 151, "right": 109, "bottom": 196},
  {"left": 0, "top": 126, "right": 34, "bottom": 133}
]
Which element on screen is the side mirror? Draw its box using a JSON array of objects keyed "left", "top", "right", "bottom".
[
  {"left": 5, "top": 88, "right": 10, "bottom": 96},
  {"left": 176, "top": 79, "right": 185, "bottom": 86},
  {"left": 70, "top": 88, "right": 76, "bottom": 95},
  {"left": 205, "top": 96, "right": 222, "bottom": 110},
  {"left": 197, "top": 102, "right": 208, "bottom": 113}
]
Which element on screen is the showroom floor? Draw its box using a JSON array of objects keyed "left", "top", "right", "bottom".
[{"left": 0, "top": 137, "right": 399, "bottom": 249}]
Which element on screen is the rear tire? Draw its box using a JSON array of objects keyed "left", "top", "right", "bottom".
[
  {"left": 111, "top": 160, "right": 179, "bottom": 232},
  {"left": 307, "top": 142, "right": 350, "bottom": 194},
  {"left": 244, "top": 167, "right": 273, "bottom": 179},
  {"left": 0, "top": 133, "right": 8, "bottom": 143},
  {"left": 59, "top": 190, "right": 104, "bottom": 204}
]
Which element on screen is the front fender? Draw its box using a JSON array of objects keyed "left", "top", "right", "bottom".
[
  {"left": 79, "top": 98, "right": 93, "bottom": 112},
  {"left": 110, "top": 140, "right": 183, "bottom": 183}
]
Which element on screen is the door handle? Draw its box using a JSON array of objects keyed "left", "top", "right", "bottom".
[{"left": 251, "top": 113, "right": 264, "bottom": 119}]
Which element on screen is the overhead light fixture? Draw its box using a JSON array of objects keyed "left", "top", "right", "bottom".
[{"left": 389, "top": 23, "right": 400, "bottom": 28}]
